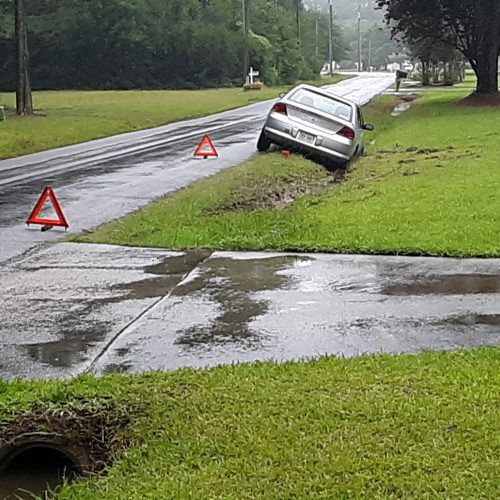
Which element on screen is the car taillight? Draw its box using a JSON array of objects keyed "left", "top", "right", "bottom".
[
  {"left": 338, "top": 126, "right": 356, "bottom": 140},
  {"left": 272, "top": 102, "right": 287, "bottom": 115}
]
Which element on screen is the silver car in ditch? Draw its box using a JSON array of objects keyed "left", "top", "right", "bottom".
[{"left": 257, "top": 84, "right": 374, "bottom": 165}]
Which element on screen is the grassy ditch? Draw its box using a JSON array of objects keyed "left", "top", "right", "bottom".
[
  {"left": 0, "top": 76, "right": 347, "bottom": 160},
  {"left": 78, "top": 86, "right": 500, "bottom": 257},
  {"left": 1, "top": 349, "right": 499, "bottom": 498}
]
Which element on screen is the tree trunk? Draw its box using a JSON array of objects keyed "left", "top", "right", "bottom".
[
  {"left": 15, "top": 0, "right": 33, "bottom": 115},
  {"left": 474, "top": 0, "right": 500, "bottom": 94},
  {"left": 455, "top": 61, "right": 464, "bottom": 83},
  {"left": 474, "top": 45, "right": 498, "bottom": 94},
  {"left": 431, "top": 62, "right": 440, "bottom": 84},
  {"left": 443, "top": 61, "right": 454, "bottom": 86},
  {"left": 295, "top": 0, "right": 300, "bottom": 45},
  {"left": 421, "top": 59, "right": 431, "bottom": 86}
]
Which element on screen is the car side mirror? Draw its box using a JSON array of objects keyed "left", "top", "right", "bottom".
[
  {"left": 363, "top": 123, "right": 374, "bottom": 131},
  {"left": 279, "top": 92, "right": 286, "bottom": 98}
]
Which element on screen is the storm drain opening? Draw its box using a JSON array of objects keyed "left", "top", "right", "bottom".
[
  {"left": 0, "top": 401, "right": 138, "bottom": 499},
  {"left": 0, "top": 437, "right": 85, "bottom": 499}
]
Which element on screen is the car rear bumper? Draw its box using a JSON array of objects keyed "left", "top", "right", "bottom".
[
  {"left": 263, "top": 125, "right": 352, "bottom": 161},
  {"left": 264, "top": 116, "right": 356, "bottom": 161}
]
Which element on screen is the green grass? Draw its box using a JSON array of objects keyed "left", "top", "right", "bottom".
[
  {"left": 0, "top": 76, "right": 347, "bottom": 159},
  {"left": 1, "top": 350, "right": 499, "bottom": 498},
  {"left": 77, "top": 83, "right": 500, "bottom": 257}
]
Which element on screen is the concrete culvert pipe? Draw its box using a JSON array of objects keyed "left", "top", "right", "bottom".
[{"left": 0, "top": 432, "right": 91, "bottom": 499}]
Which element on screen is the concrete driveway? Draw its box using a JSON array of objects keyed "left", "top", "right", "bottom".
[{"left": 2, "top": 243, "right": 500, "bottom": 380}]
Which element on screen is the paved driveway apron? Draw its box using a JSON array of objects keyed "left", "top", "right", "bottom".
[{"left": 1, "top": 244, "right": 500, "bottom": 380}]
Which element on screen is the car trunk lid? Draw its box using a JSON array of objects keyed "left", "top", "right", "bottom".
[{"left": 285, "top": 105, "right": 348, "bottom": 134}]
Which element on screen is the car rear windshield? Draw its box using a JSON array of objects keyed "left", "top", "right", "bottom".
[{"left": 288, "top": 88, "right": 352, "bottom": 121}]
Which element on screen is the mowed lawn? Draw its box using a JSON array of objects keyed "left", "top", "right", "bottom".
[
  {"left": 78, "top": 80, "right": 500, "bottom": 257},
  {"left": 0, "top": 76, "right": 347, "bottom": 160},
  {"left": 2, "top": 349, "right": 499, "bottom": 498}
]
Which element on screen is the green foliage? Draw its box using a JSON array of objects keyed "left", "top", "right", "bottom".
[
  {"left": 341, "top": 21, "right": 404, "bottom": 69},
  {"left": 377, "top": 0, "right": 500, "bottom": 93},
  {"left": 0, "top": 0, "right": 346, "bottom": 90}
]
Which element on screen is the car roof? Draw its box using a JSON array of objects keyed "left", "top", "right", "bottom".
[{"left": 286, "top": 84, "right": 355, "bottom": 108}]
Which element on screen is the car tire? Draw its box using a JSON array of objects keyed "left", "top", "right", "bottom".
[{"left": 257, "top": 130, "right": 272, "bottom": 152}]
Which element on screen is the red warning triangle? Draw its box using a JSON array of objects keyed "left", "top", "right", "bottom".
[
  {"left": 194, "top": 134, "right": 218, "bottom": 158},
  {"left": 26, "top": 186, "right": 69, "bottom": 229}
]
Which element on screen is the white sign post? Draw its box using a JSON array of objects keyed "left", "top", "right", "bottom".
[{"left": 248, "top": 67, "right": 260, "bottom": 85}]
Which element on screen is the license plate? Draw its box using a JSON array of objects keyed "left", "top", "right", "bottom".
[{"left": 297, "top": 131, "right": 316, "bottom": 145}]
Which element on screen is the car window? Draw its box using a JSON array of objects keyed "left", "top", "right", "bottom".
[
  {"left": 289, "top": 88, "right": 353, "bottom": 121},
  {"left": 357, "top": 107, "right": 364, "bottom": 127}
]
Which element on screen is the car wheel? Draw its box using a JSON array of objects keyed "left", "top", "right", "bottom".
[{"left": 257, "top": 130, "right": 272, "bottom": 152}]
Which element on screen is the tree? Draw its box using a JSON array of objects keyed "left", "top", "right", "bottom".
[
  {"left": 341, "top": 21, "right": 402, "bottom": 70},
  {"left": 15, "top": 0, "right": 33, "bottom": 114},
  {"left": 0, "top": 0, "right": 348, "bottom": 90},
  {"left": 305, "top": 0, "right": 383, "bottom": 21},
  {"left": 377, "top": 0, "right": 500, "bottom": 94}
]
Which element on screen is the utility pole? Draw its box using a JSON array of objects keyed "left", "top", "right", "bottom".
[
  {"left": 357, "top": 3, "right": 362, "bottom": 72},
  {"left": 15, "top": 0, "right": 33, "bottom": 115},
  {"left": 368, "top": 39, "right": 372, "bottom": 71},
  {"left": 328, "top": 0, "right": 333, "bottom": 76},
  {"left": 315, "top": 17, "right": 319, "bottom": 58},
  {"left": 295, "top": 0, "right": 301, "bottom": 45},
  {"left": 242, "top": 0, "right": 250, "bottom": 83}
]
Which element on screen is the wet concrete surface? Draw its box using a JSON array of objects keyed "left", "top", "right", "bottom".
[
  {"left": 2, "top": 243, "right": 500, "bottom": 380},
  {"left": 0, "top": 73, "right": 393, "bottom": 265}
]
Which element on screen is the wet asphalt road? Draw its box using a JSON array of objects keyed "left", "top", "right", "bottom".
[
  {"left": 2, "top": 243, "right": 500, "bottom": 380},
  {"left": 0, "top": 73, "right": 393, "bottom": 264}
]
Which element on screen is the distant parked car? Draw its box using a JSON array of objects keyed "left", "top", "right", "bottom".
[{"left": 256, "top": 84, "right": 374, "bottom": 166}]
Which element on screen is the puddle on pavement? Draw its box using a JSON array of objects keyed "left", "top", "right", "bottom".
[
  {"left": 101, "top": 362, "right": 133, "bottom": 374},
  {"left": 344, "top": 314, "right": 500, "bottom": 334},
  {"left": 112, "top": 250, "right": 212, "bottom": 300},
  {"left": 445, "top": 313, "right": 500, "bottom": 326},
  {"left": 25, "top": 299, "right": 117, "bottom": 369},
  {"left": 391, "top": 94, "right": 419, "bottom": 116},
  {"left": 113, "top": 274, "right": 182, "bottom": 300},
  {"left": 12, "top": 251, "right": 211, "bottom": 373},
  {"left": 391, "top": 101, "right": 413, "bottom": 116},
  {"left": 172, "top": 255, "right": 306, "bottom": 349},
  {"left": 382, "top": 274, "right": 500, "bottom": 296},
  {"left": 145, "top": 250, "right": 211, "bottom": 276}
]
